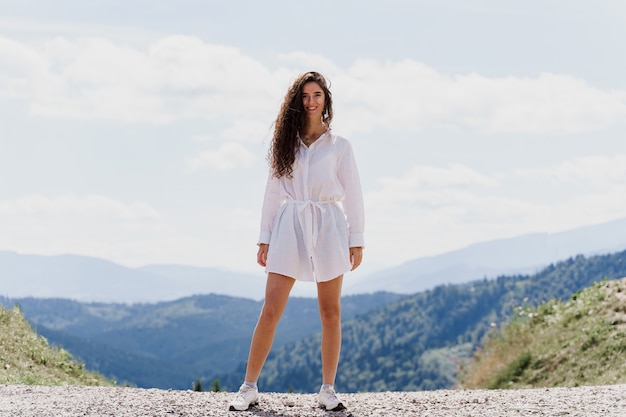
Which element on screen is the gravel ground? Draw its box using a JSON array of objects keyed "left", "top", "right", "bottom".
[{"left": 1, "top": 384, "right": 625, "bottom": 417}]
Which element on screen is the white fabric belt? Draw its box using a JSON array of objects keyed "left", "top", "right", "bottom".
[{"left": 285, "top": 199, "right": 337, "bottom": 257}]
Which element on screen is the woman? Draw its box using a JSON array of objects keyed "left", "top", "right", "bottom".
[{"left": 229, "top": 71, "right": 364, "bottom": 412}]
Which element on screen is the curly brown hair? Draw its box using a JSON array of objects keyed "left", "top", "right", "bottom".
[{"left": 269, "top": 71, "right": 333, "bottom": 178}]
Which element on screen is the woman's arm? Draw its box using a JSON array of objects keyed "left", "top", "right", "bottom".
[{"left": 337, "top": 140, "right": 365, "bottom": 249}]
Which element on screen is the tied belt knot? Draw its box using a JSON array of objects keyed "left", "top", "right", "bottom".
[{"left": 285, "top": 199, "right": 337, "bottom": 257}]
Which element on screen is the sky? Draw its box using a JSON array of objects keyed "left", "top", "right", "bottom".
[{"left": 1, "top": 0, "right": 626, "bottom": 278}]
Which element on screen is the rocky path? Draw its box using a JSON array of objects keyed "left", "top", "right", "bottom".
[{"left": 1, "top": 384, "right": 625, "bottom": 416}]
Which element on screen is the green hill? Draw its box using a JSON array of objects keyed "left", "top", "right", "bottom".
[
  {"left": 0, "top": 305, "right": 113, "bottom": 386},
  {"left": 459, "top": 277, "right": 626, "bottom": 389}
]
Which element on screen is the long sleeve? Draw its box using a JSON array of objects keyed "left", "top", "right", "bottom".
[
  {"left": 258, "top": 170, "right": 283, "bottom": 245},
  {"left": 337, "top": 142, "right": 365, "bottom": 248}
]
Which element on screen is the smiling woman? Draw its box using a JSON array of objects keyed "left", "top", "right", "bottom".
[{"left": 228, "top": 72, "right": 364, "bottom": 412}]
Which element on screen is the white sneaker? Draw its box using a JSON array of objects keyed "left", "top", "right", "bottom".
[
  {"left": 318, "top": 385, "right": 346, "bottom": 411},
  {"left": 228, "top": 384, "right": 259, "bottom": 411}
]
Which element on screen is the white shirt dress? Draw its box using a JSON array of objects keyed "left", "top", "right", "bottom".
[{"left": 258, "top": 131, "right": 365, "bottom": 282}]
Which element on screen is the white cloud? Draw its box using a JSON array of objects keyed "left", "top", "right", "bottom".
[
  {"left": 0, "top": 36, "right": 59, "bottom": 99},
  {"left": 186, "top": 142, "right": 256, "bottom": 171},
  {"left": 0, "top": 34, "right": 286, "bottom": 125},
  {"left": 2, "top": 34, "right": 625, "bottom": 136},
  {"left": 363, "top": 163, "right": 506, "bottom": 262},
  {"left": 0, "top": 36, "right": 45, "bottom": 77},
  {"left": 333, "top": 60, "right": 626, "bottom": 135},
  {"left": 0, "top": 194, "right": 170, "bottom": 264},
  {"left": 367, "top": 164, "right": 497, "bottom": 210},
  {"left": 516, "top": 154, "right": 626, "bottom": 187},
  {"left": 0, "top": 194, "right": 161, "bottom": 220},
  {"left": 0, "top": 192, "right": 263, "bottom": 271},
  {"left": 278, "top": 51, "right": 339, "bottom": 74},
  {"left": 379, "top": 163, "right": 498, "bottom": 190},
  {"left": 456, "top": 73, "right": 626, "bottom": 134},
  {"left": 221, "top": 120, "right": 275, "bottom": 144},
  {"left": 363, "top": 160, "right": 626, "bottom": 265}
]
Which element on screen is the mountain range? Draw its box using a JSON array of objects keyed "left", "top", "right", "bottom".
[
  {"left": 2, "top": 216, "right": 626, "bottom": 302},
  {"left": 350, "top": 216, "right": 626, "bottom": 295},
  {"left": 3, "top": 249, "right": 626, "bottom": 391}
]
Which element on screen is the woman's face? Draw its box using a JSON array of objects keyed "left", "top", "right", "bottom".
[{"left": 301, "top": 81, "right": 325, "bottom": 120}]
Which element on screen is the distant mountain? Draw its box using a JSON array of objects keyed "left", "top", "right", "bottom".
[
  {"left": 345, "top": 216, "right": 626, "bottom": 295},
  {"left": 2, "top": 216, "right": 626, "bottom": 302},
  {"left": 0, "top": 251, "right": 265, "bottom": 302},
  {"left": 138, "top": 264, "right": 269, "bottom": 300}
]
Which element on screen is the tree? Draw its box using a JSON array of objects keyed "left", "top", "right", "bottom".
[
  {"left": 192, "top": 377, "right": 203, "bottom": 392},
  {"left": 210, "top": 378, "right": 222, "bottom": 392}
]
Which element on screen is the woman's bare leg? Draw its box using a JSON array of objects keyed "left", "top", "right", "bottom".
[
  {"left": 317, "top": 275, "right": 343, "bottom": 385},
  {"left": 244, "top": 273, "right": 295, "bottom": 382}
]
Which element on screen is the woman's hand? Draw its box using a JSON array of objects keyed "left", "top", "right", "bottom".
[
  {"left": 257, "top": 244, "right": 269, "bottom": 267},
  {"left": 350, "top": 247, "right": 363, "bottom": 271}
]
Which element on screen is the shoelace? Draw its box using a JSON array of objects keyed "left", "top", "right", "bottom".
[
  {"left": 236, "top": 387, "right": 253, "bottom": 400},
  {"left": 322, "top": 388, "right": 339, "bottom": 399}
]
